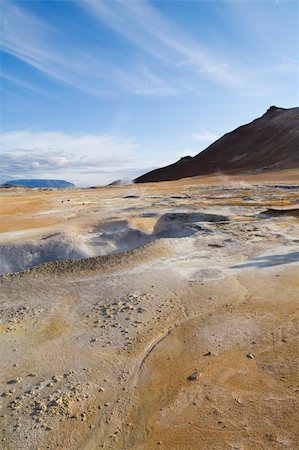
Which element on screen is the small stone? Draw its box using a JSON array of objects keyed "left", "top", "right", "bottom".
[
  {"left": 52, "top": 375, "right": 60, "bottom": 382},
  {"left": 187, "top": 370, "right": 200, "bottom": 381},
  {"left": 35, "top": 400, "right": 47, "bottom": 412},
  {"left": 7, "top": 378, "right": 22, "bottom": 385}
]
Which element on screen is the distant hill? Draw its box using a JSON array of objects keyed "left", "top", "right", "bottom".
[
  {"left": 108, "top": 179, "right": 123, "bottom": 186},
  {"left": 107, "top": 180, "right": 132, "bottom": 186},
  {"left": 135, "top": 106, "right": 299, "bottom": 183},
  {"left": 2, "top": 179, "right": 75, "bottom": 188}
]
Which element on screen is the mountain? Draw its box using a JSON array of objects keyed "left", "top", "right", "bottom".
[
  {"left": 2, "top": 179, "right": 75, "bottom": 188},
  {"left": 135, "top": 106, "right": 299, "bottom": 183}
]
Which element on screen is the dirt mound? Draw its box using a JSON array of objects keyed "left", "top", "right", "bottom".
[{"left": 0, "top": 213, "right": 229, "bottom": 275}]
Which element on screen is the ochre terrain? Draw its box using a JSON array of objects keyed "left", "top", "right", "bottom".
[{"left": 0, "top": 170, "right": 298, "bottom": 449}]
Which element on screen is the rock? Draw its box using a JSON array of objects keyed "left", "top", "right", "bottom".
[
  {"left": 7, "top": 378, "right": 22, "bottom": 384},
  {"left": 187, "top": 370, "right": 200, "bottom": 381},
  {"left": 52, "top": 375, "right": 60, "bottom": 382}
]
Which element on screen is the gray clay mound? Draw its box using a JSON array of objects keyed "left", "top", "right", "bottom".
[{"left": 0, "top": 212, "right": 230, "bottom": 274}]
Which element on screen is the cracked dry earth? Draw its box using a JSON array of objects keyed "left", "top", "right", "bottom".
[{"left": 0, "top": 171, "right": 299, "bottom": 450}]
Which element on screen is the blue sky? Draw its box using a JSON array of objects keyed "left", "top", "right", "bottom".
[{"left": 0, "top": 0, "right": 298, "bottom": 186}]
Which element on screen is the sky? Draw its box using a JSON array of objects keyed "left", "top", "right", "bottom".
[{"left": 0, "top": 0, "right": 298, "bottom": 186}]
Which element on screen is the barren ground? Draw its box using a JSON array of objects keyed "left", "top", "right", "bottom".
[{"left": 0, "top": 170, "right": 298, "bottom": 450}]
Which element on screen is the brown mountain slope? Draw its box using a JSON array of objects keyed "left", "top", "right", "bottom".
[{"left": 135, "top": 106, "right": 299, "bottom": 183}]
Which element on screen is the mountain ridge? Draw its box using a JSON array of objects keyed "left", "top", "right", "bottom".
[{"left": 135, "top": 106, "right": 299, "bottom": 183}]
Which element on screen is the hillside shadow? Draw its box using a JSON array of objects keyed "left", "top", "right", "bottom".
[{"left": 231, "top": 251, "right": 299, "bottom": 269}]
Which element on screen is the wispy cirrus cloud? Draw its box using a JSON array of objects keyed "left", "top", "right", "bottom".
[
  {"left": 2, "top": 0, "right": 291, "bottom": 102},
  {"left": 0, "top": 1, "right": 177, "bottom": 97},
  {"left": 0, "top": 70, "right": 52, "bottom": 97},
  {"left": 81, "top": 0, "right": 241, "bottom": 87}
]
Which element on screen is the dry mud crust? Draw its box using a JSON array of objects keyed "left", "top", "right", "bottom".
[
  {"left": 2, "top": 260, "right": 297, "bottom": 450},
  {"left": 123, "top": 266, "right": 299, "bottom": 450},
  {"left": 0, "top": 172, "right": 298, "bottom": 450},
  {"left": 0, "top": 252, "right": 187, "bottom": 449}
]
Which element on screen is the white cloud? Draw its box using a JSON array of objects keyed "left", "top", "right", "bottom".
[
  {"left": 0, "top": 130, "right": 152, "bottom": 186},
  {"left": 189, "top": 129, "right": 219, "bottom": 142},
  {"left": 282, "top": 56, "right": 297, "bottom": 64}
]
